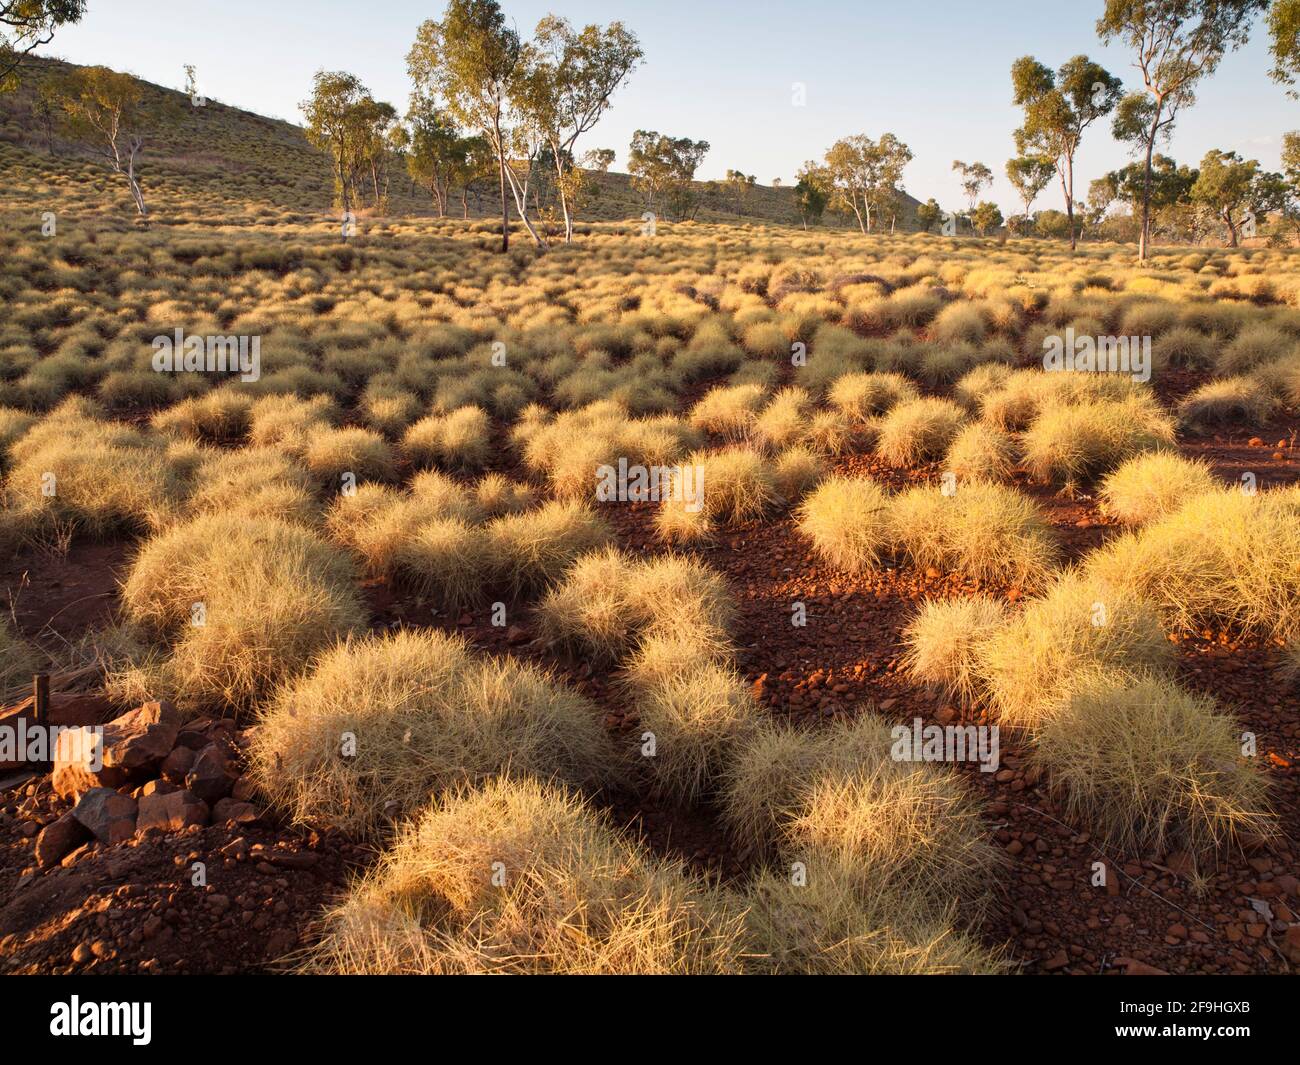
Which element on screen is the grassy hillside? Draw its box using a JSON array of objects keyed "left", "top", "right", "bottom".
[{"left": 0, "top": 56, "right": 919, "bottom": 230}]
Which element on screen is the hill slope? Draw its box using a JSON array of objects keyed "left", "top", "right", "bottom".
[{"left": 0, "top": 56, "right": 921, "bottom": 230}]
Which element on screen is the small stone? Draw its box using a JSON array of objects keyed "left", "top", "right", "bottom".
[
  {"left": 137, "top": 789, "right": 209, "bottom": 835},
  {"left": 71, "top": 787, "right": 138, "bottom": 845},
  {"left": 160, "top": 745, "right": 196, "bottom": 784},
  {"left": 34, "top": 812, "right": 89, "bottom": 868},
  {"left": 211, "top": 797, "right": 258, "bottom": 825},
  {"left": 184, "top": 744, "right": 238, "bottom": 803}
]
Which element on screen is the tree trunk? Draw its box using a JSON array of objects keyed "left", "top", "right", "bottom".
[
  {"left": 551, "top": 145, "right": 574, "bottom": 243},
  {"left": 126, "top": 139, "right": 147, "bottom": 217},
  {"left": 494, "top": 121, "right": 509, "bottom": 253},
  {"left": 337, "top": 152, "right": 351, "bottom": 216},
  {"left": 1137, "top": 104, "right": 1163, "bottom": 263},
  {"left": 502, "top": 159, "right": 545, "bottom": 248},
  {"left": 1065, "top": 153, "right": 1077, "bottom": 252}
]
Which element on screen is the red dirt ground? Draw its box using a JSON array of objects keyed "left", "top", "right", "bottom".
[{"left": 1, "top": 395, "right": 1296, "bottom": 975}]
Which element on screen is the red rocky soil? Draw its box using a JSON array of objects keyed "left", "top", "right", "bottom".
[{"left": 1, "top": 393, "right": 1297, "bottom": 975}]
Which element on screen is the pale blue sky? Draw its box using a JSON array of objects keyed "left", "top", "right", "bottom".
[{"left": 47, "top": 0, "right": 1295, "bottom": 214}]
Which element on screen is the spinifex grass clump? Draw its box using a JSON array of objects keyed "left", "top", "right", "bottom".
[
  {"left": 688, "top": 382, "right": 768, "bottom": 440},
  {"left": 0, "top": 616, "right": 39, "bottom": 698},
  {"left": 828, "top": 371, "right": 918, "bottom": 426},
  {"left": 1098, "top": 452, "right": 1217, "bottom": 525},
  {"left": 741, "top": 857, "right": 1006, "bottom": 975},
  {"left": 720, "top": 716, "right": 998, "bottom": 908},
  {"left": 655, "top": 446, "right": 778, "bottom": 544},
  {"left": 536, "top": 547, "right": 735, "bottom": 664},
  {"left": 796, "top": 474, "right": 891, "bottom": 573},
  {"left": 722, "top": 715, "right": 1005, "bottom": 974},
  {"left": 943, "top": 423, "right": 1018, "bottom": 483},
  {"left": 1020, "top": 395, "right": 1175, "bottom": 486},
  {"left": 1035, "top": 669, "right": 1271, "bottom": 859},
  {"left": 8, "top": 399, "right": 188, "bottom": 536},
  {"left": 875, "top": 397, "right": 966, "bottom": 466},
  {"left": 486, "top": 500, "right": 613, "bottom": 594},
  {"left": 117, "top": 513, "right": 367, "bottom": 712},
  {"left": 972, "top": 574, "right": 1174, "bottom": 730},
  {"left": 250, "top": 631, "right": 622, "bottom": 838},
  {"left": 1084, "top": 485, "right": 1300, "bottom": 640},
  {"left": 889, "top": 481, "right": 1056, "bottom": 589},
  {"left": 622, "top": 635, "right": 764, "bottom": 804},
  {"left": 182, "top": 446, "right": 318, "bottom": 527},
  {"left": 902, "top": 596, "right": 1009, "bottom": 704},
  {"left": 303, "top": 777, "right": 747, "bottom": 974},
  {"left": 400, "top": 405, "right": 491, "bottom": 470},
  {"left": 1178, "top": 376, "right": 1275, "bottom": 428}
]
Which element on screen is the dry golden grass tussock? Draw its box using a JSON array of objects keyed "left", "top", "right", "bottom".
[
  {"left": 902, "top": 596, "right": 1010, "bottom": 704},
  {"left": 182, "top": 445, "right": 318, "bottom": 527},
  {"left": 742, "top": 856, "right": 1007, "bottom": 975},
  {"left": 1098, "top": 452, "right": 1218, "bottom": 525},
  {"left": 752, "top": 386, "right": 812, "bottom": 451},
  {"left": 796, "top": 474, "right": 891, "bottom": 573},
  {"left": 0, "top": 616, "right": 40, "bottom": 699},
  {"left": 722, "top": 715, "right": 1000, "bottom": 917},
  {"left": 536, "top": 547, "right": 735, "bottom": 662},
  {"left": 1020, "top": 394, "right": 1176, "bottom": 486},
  {"left": 302, "top": 777, "right": 748, "bottom": 974},
  {"left": 943, "top": 422, "right": 1018, "bottom": 483},
  {"left": 888, "top": 481, "right": 1057, "bottom": 589},
  {"left": 486, "top": 500, "right": 613, "bottom": 594},
  {"left": 303, "top": 426, "right": 397, "bottom": 486},
  {"left": 400, "top": 406, "right": 492, "bottom": 470},
  {"left": 828, "top": 371, "right": 919, "bottom": 425},
  {"left": 771, "top": 446, "right": 827, "bottom": 502},
  {"left": 1177, "top": 376, "right": 1275, "bottom": 428},
  {"left": 622, "top": 636, "right": 763, "bottom": 805},
  {"left": 150, "top": 389, "right": 254, "bottom": 445},
  {"left": 1036, "top": 668, "right": 1272, "bottom": 860},
  {"left": 875, "top": 397, "right": 966, "bottom": 466},
  {"left": 8, "top": 405, "right": 188, "bottom": 536},
  {"left": 655, "top": 446, "right": 777, "bottom": 544},
  {"left": 1084, "top": 485, "right": 1300, "bottom": 640},
  {"left": 250, "top": 632, "right": 622, "bottom": 838},
  {"left": 117, "top": 513, "right": 366, "bottom": 712},
  {"left": 975, "top": 573, "right": 1174, "bottom": 730},
  {"left": 688, "top": 382, "right": 767, "bottom": 440}
]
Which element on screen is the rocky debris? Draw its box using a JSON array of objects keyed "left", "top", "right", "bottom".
[
  {"left": 212, "top": 798, "right": 258, "bottom": 826},
  {"left": 99, "top": 701, "right": 181, "bottom": 773},
  {"left": 0, "top": 693, "right": 117, "bottom": 772},
  {"left": 160, "top": 745, "right": 195, "bottom": 784},
  {"left": 34, "top": 812, "right": 90, "bottom": 868},
  {"left": 52, "top": 700, "right": 182, "bottom": 799},
  {"left": 137, "top": 789, "right": 209, "bottom": 835},
  {"left": 71, "top": 787, "right": 138, "bottom": 845},
  {"left": 1283, "top": 925, "right": 1300, "bottom": 966},
  {"left": 52, "top": 726, "right": 126, "bottom": 797},
  {"left": 185, "top": 744, "right": 238, "bottom": 804},
  {"left": 134, "top": 779, "right": 178, "bottom": 799},
  {"left": 1115, "top": 957, "right": 1170, "bottom": 976}
]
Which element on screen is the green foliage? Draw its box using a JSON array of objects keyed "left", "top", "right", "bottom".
[
  {"left": 0, "top": 0, "right": 85, "bottom": 89},
  {"left": 627, "top": 129, "right": 709, "bottom": 219}
]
